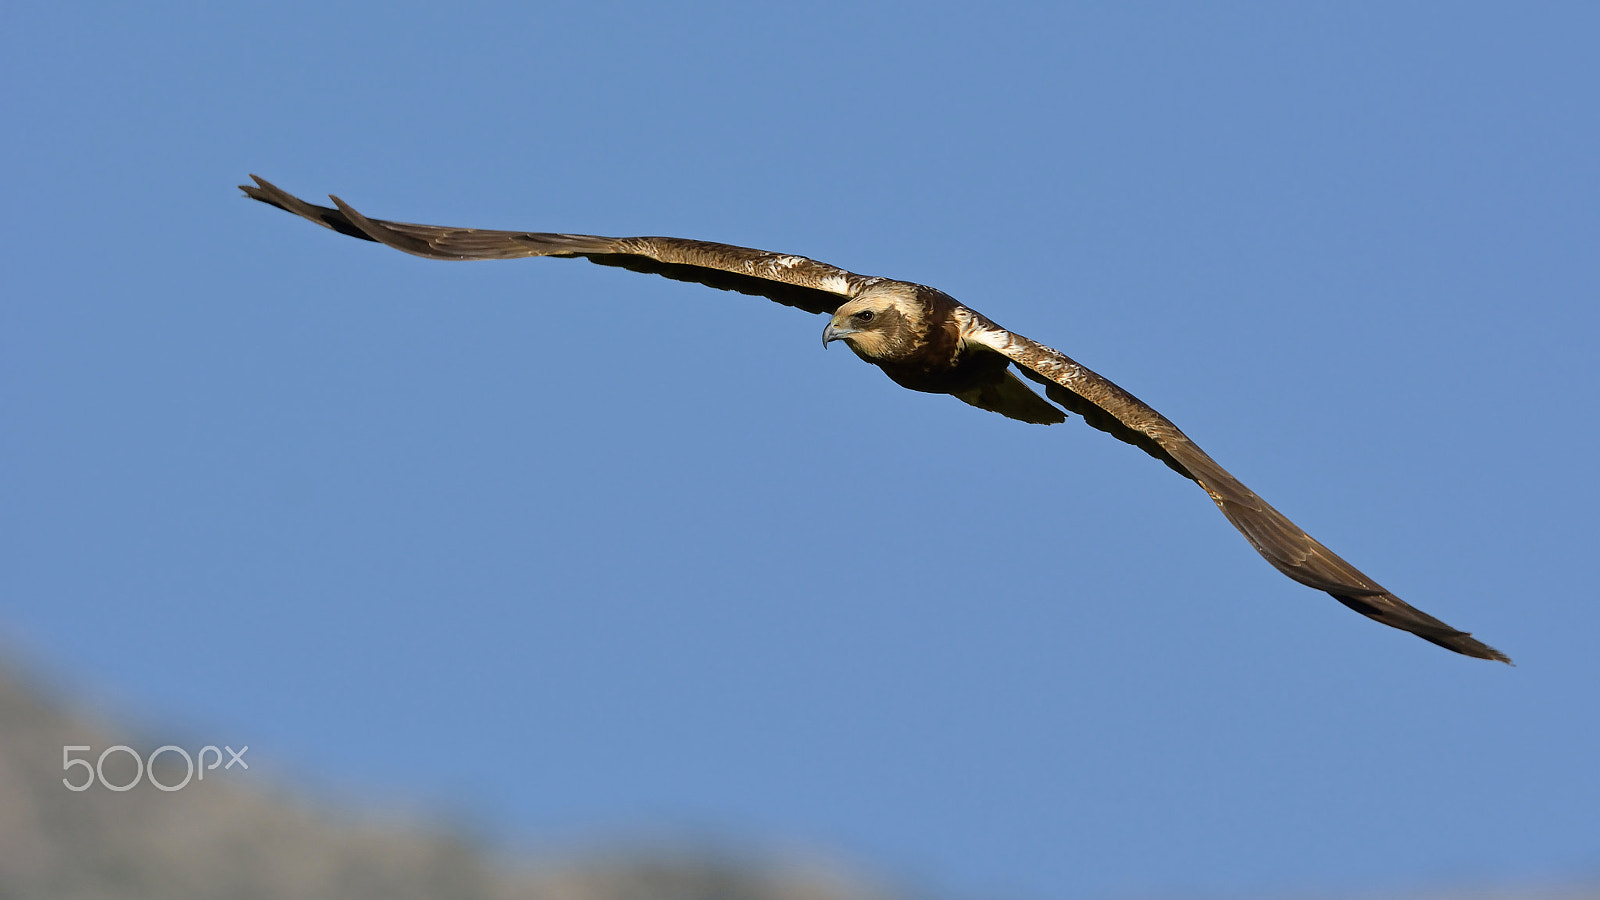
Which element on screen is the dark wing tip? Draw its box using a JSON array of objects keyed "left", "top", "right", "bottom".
[
  {"left": 240, "top": 174, "right": 380, "bottom": 242},
  {"left": 1331, "top": 591, "right": 1513, "bottom": 664},
  {"left": 1441, "top": 628, "right": 1513, "bottom": 665}
]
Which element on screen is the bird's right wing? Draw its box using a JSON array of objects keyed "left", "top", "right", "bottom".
[{"left": 241, "top": 175, "right": 877, "bottom": 316}]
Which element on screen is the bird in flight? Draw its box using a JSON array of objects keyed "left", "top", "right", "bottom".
[{"left": 240, "top": 175, "right": 1509, "bottom": 664}]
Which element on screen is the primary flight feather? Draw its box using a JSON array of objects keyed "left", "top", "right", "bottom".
[{"left": 241, "top": 175, "right": 1509, "bottom": 664}]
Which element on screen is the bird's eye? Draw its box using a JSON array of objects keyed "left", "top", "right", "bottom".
[{"left": 852, "top": 310, "right": 875, "bottom": 323}]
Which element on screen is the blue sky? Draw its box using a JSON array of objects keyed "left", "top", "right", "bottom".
[{"left": 4, "top": 2, "right": 1597, "bottom": 897}]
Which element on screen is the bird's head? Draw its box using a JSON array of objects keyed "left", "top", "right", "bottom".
[{"left": 822, "top": 286, "right": 924, "bottom": 362}]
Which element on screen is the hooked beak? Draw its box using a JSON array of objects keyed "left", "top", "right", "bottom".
[{"left": 822, "top": 322, "right": 855, "bottom": 348}]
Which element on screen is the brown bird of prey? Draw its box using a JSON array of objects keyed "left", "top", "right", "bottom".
[{"left": 240, "top": 175, "right": 1509, "bottom": 664}]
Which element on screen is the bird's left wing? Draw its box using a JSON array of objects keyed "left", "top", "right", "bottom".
[
  {"left": 958, "top": 309, "right": 1510, "bottom": 663},
  {"left": 241, "top": 175, "right": 874, "bottom": 315}
]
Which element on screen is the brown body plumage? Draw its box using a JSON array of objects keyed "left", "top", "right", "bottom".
[{"left": 240, "top": 175, "right": 1510, "bottom": 664}]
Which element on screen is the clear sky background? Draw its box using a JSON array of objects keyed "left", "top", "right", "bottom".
[{"left": 4, "top": 2, "right": 1597, "bottom": 898}]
